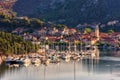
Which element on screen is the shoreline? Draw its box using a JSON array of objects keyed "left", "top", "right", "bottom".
[
  {"left": 0, "top": 48, "right": 119, "bottom": 65},
  {"left": 0, "top": 54, "right": 28, "bottom": 65},
  {"left": 0, "top": 55, "right": 6, "bottom": 65}
]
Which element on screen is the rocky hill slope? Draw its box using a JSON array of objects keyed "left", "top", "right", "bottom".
[
  {"left": 0, "top": 0, "right": 16, "bottom": 16},
  {"left": 12, "top": 0, "right": 120, "bottom": 26}
]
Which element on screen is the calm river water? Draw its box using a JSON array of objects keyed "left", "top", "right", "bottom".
[{"left": 1, "top": 51, "right": 120, "bottom": 80}]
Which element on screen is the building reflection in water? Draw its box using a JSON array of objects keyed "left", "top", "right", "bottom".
[{"left": 1, "top": 49, "right": 120, "bottom": 80}]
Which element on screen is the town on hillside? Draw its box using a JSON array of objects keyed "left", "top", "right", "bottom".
[{"left": 12, "top": 25, "right": 120, "bottom": 50}]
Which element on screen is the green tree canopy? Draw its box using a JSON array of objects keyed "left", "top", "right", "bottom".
[{"left": 84, "top": 28, "right": 92, "bottom": 34}]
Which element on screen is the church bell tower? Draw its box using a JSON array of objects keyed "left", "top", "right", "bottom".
[{"left": 95, "top": 25, "right": 100, "bottom": 40}]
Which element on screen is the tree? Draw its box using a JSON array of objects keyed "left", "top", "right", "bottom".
[
  {"left": 107, "top": 29, "right": 114, "bottom": 34},
  {"left": 84, "top": 28, "right": 92, "bottom": 34},
  {"left": 30, "top": 18, "right": 44, "bottom": 28}
]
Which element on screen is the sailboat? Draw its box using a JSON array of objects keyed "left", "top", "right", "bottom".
[{"left": 72, "top": 42, "right": 81, "bottom": 60}]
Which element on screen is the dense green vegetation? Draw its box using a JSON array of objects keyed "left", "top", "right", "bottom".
[
  {"left": 0, "top": 13, "right": 44, "bottom": 32},
  {"left": 0, "top": 31, "right": 39, "bottom": 55},
  {"left": 0, "top": 12, "right": 67, "bottom": 33}
]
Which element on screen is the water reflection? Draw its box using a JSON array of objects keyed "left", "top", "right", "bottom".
[
  {"left": 1, "top": 50, "right": 120, "bottom": 80},
  {"left": 0, "top": 58, "right": 120, "bottom": 80}
]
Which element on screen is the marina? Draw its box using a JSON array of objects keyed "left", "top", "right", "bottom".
[
  {"left": 3, "top": 44, "right": 100, "bottom": 67},
  {"left": 1, "top": 53, "right": 120, "bottom": 80}
]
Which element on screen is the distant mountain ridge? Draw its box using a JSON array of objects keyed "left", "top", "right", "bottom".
[
  {"left": 12, "top": 0, "right": 120, "bottom": 26},
  {"left": 0, "top": 0, "right": 120, "bottom": 26}
]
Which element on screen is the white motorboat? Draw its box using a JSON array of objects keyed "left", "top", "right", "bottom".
[
  {"left": 31, "top": 58, "right": 41, "bottom": 64},
  {"left": 22, "top": 58, "right": 31, "bottom": 64},
  {"left": 61, "top": 54, "right": 71, "bottom": 60},
  {"left": 44, "top": 59, "right": 51, "bottom": 66}
]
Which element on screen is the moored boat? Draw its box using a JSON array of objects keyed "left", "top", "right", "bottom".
[
  {"left": 5, "top": 57, "right": 19, "bottom": 64},
  {"left": 22, "top": 58, "right": 31, "bottom": 64},
  {"left": 44, "top": 59, "right": 51, "bottom": 66},
  {"left": 31, "top": 58, "right": 41, "bottom": 64}
]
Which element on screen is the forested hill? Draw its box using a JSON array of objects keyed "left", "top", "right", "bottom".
[
  {"left": 0, "top": 31, "right": 39, "bottom": 55},
  {"left": 13, "top": 0, "right": 120, "bottom": 26}
]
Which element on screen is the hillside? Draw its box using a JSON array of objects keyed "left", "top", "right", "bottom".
[
  {"left": 13, "top": 0, "right": 120, "bottom": 26},
  {"left": 0, "top": 0, "right": 16, "bottom": 17}
]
